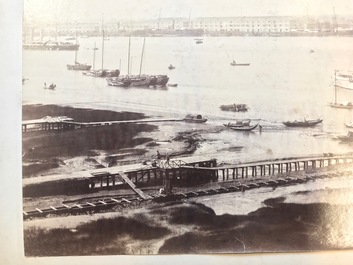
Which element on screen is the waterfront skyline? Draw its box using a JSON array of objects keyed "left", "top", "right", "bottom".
[{"left": 24, "top": 0, "right": 353, "bottom": 23}]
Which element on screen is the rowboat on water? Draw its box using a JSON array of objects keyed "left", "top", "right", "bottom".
[
  {"left": 230, "top": 60, "right": 250, "bottom": 66},
  {"left": 282, "top": 118, "right": 323, "bottom": 127},
  {"left": 220, "top": 103, "right": 249, "bottom": 112},
  {"left": 224, "top": 120, "right": 258, "bottom": 131},
  {"left": 183, "top": 114, "right": 207, "bottom": 123}
]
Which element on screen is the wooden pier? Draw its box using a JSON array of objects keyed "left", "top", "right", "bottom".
[
  {"left": 23, "top": 154, "right": 353, "bottom": 198},
  {"left": 211, "top": 155, "right": 353, "bottom": 181},
  {"left": 22, "top": 116, "right": 184, "bottom": 133},
  {"left": 22, "top": 153, "right": 353, "bottom": 219}
]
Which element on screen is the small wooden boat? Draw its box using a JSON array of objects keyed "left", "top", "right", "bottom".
[
  {"left": 329, "top": 102, "right": 353, "bottom": 109},
  {"left": 195, "top": 38, "right": 203, "bottom": 44},
  {"left": 44, "top": 83, "right": 56, "bottom": 90},
  {"left": 220, "top": 103, "right": 249, "bottom": 112},
  {"left": 230, "top": 60, "right": 250, "bottom": 66},
  {"left": 224, "top": 120, "right": 258, "bottom": 131},
  {"left": 337, "top": 131, "right": 353, "bottom": 142},
  {"left": 168, "top": 64, "right": 175, "bottom": 70},
  {"left": 67, "top": 61, "right": 92, "bottom": 71},
  {"left": 168, "top": 83, "right": 178, "bottom": 87},
  {"left": 345, "top": 122, "right": 353, "bottom": 128},
  {"left": 282, "top": 119, "right": 323, "bottom": 127},
  {"left": 183, "top": 114, "right": 207, "bottom": 123}
]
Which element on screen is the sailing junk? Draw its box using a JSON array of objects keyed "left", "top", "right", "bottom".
[
  {"left": 67, "top": 40, "right": 92, "bottom": 71},
  {"left": 329, "top": 70, "right": 353, "bottom": 109},
  {"left": 106, "top": 37, "right": 169, "bottom": 87},
  {"left": 83, "top": 27, "right": 119, "bottom": 77}
]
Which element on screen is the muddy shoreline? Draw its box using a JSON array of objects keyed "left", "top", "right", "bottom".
[
  {"left": 22, "top": 104, "right": 353, "bottom": 256},
  {"left": 22, "top": 104, "right": 204, "bottom": 177}
]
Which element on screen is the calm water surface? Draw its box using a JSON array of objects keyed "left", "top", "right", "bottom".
[{"left": 23, "top": 36, "right": 353, "bottom": 162}]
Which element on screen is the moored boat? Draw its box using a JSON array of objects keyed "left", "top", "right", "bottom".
[
  {"left": 118, "top": 75, "right": 151, "bottom": 87},
  {"left": 83, "top": 69, "right": 120, "bottom": 77},
  {"left": 168, "top": 64, "right": 175, "bottom": 70},
  {"left": 345, "top": 122, "right": 353, "bottom": 128},
  {"left": 106, "top": 77, "right": 132, "bottom": 87},
  {"left": 23, "top": 41, "right": 79, "bottom": 50},
  {"left": 224, "top": 120, "right": 258, "bottom": 131},
  {"left": 67, "top": 40, "right": 92, "bottom": 71},
  {"left": 44, "top": 83, "right": 56, "bottom": 90},
  {"left": 282, "top": 118, "right": 323, "bottom": 127},
  {"left": 183, "top": 114, "right": 207, "bottom": 123},
  {"left": 168, "top": 83, "right": 178, "bottom": 87},
  {"left": 67, "top": 61, "right": 92, "bottom": 71},
  {"left": 220, "top": 103, "right": 249, "bottom": 112},
  {"left": 230, "top": 60, "right": 250, "bottom": 66},
  {"left": 330, "top": 70, "right": 353, "bottom": 108}
]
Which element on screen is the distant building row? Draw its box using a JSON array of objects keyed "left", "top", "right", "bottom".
[{"left": 23, "top": 16, "right": 353, "bottom": 37}]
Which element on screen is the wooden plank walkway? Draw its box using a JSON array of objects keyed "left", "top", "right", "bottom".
[
  {"left": 118, "top": 171, "right": 152, "bottom": 200},
  {"left": 63, "top": 118, "right": 184, "bottom": 127}
]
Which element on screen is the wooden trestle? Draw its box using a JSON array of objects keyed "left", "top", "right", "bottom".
[{"left": 23, "top": 155, "right": 353, "bottom": 198}]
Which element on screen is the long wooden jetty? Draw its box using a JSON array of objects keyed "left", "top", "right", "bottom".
[
  {"left": 22, "top": 116, "right": 184, "bottom": 133},
  {"left": 23, "top": 154, "right": 353, "bottom": 197},
  {"left": 23, "top": 153, "right": 353, "bottom": 219}
]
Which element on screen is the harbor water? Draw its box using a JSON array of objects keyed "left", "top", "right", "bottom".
[
  {"left": 23, "top": 36, "right": 353, "bottom": 163},
  {"left": 22, "top": 37, "right": 353, "bottom": 243}
]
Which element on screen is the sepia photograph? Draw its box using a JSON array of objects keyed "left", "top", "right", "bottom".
[{"left": 11, "top": 0, "right": 353, "bottom": 260}]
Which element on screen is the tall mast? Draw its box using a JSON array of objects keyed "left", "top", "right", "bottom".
[
  {"left": 332, "top": 7, "right": 337, "bottom": 33},
  {"left": 74, "top": 31, "right": 78, "bottom": 63},
  {"left": 139, "top": 38, "right": 145, "bottom": 75},
  {"left": 334, "top": 70, "right": 338, "bottom": 104},
  {"left": 101, "top": 16, "right": 105, "bottom": 70},
  {"left": 127, "top": 37, "right": 131, "bottom": 75},
  {"left": 158, "top": 8, "right": 161, "bottom": 30},
  {"left": 188, "top": 8, "right": 192, "bottom": 29},
  {"left": 93, "top": 42, "right": 97, "bottom": 70},
  {"left": 130, "top": 57, "right": 133, "bottom": 75}
]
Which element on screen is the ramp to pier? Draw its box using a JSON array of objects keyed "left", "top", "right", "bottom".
[{"left": 118, "top": 171, "right": 152, "bottom": 200}]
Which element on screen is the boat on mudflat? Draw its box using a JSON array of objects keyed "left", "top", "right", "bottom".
[
  {"left": 283, "top": 119, "right": 323, "bottom": 127},
  {"left": 220, "top": 103, "right": 249, "bottom": 112},
  {"left": 168, "top": 64, "right": 175, "bottom": 70},
  {"left": 183, "top": 114, "right": 207, "bottom": 123},
  {"left": 224, "top": 120, "right": 258, "bottom": 131},
  {"left": 168, "top": 83, "right": 178, "bottom": 87}
]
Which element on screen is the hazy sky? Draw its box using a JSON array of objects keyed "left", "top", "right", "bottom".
[{"left": 24, "top": 0, "right": 353, "bottom": 23}]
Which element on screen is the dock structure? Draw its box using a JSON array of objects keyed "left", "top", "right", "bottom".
[
  {"left": 22, "top": 116, "right": 184, "bottom": 133},
  {"left": 23, "top": 154, "right": 353, "bottom": 198},
  {"left": 22, "top": 153, "right": 353, "bottom": 219},
  {"left": 212, "top": 155, "right": 353, "bottom": 181}
]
